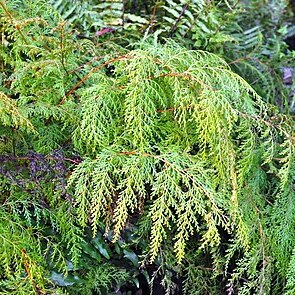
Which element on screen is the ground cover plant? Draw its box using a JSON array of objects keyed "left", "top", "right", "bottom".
[{"left": 0, "top": 0, "right": 295, "bottom": 294}]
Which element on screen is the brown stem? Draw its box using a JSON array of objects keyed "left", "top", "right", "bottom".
[
  {"left": 157, "top": 104, "right": 193, "bottom": 113},
  {"left": 149, "top": 0, "right": 160, "bottom": 31},
  {"left": 21, "top": 249, "right": 44, "bottom": 295},
  {"left": 58, "top": 55, "right": 131, "bottom": 105},
  {"left": 122, "top": 0, "right": 126, "bottom": 27},
  {"left": 155, "top": 72, "right": 216, "bottom": 91},
  {"left": 59, "top": 21, "right": 69, "bottom": 76},
  {"left": 0, "top": 1, "right": 29, "bottom": 45},
  {"left": 168, "top": 3, "right": 189, "bottom": 37}
]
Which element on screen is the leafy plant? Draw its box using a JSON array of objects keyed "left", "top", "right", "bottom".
[
  {"left": 0, "top": 0, "right": 295, "bottom": 294},
  {"left": 49, "top": 0, "right": 152, "bottom": 39}
]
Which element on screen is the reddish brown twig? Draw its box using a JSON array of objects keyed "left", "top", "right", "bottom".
[
  {"left": 155, "top": 72, "right": 216, "bottom": 91},
  {"left": 21, "top": 249, "right": 44, "bottom": 295},
  {"left": 0, "top": 1, "right": 29, "bottom": 45},
  {"left": 58, "top": 55, "right": 131, "bottom": 105}
]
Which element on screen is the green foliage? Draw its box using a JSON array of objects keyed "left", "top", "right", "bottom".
[
  {"left": 223, "top": 0, "right": 294, "bottom": 112},
  {"left": 68, "top": 43, "right": 264, "bottom": 261},
  {"left": 48, "top": 0, "right": 295, "bottom": 113},
  {"left": 0, "top": 1, "right": 295, "bottom": 294},
  {"left": 49, "top": 0, "right": 152, "bottom": 38},
  {"left": 0, "top": 211, "right": 48, "bottom": 294},
  {"left": 50, "top": 0, "right": 124, "bottom": 34},
  {"left": 0, "top": 1, "right": 138, "bottom": 293}
]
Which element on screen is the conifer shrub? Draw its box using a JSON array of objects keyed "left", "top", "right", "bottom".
[{"left": 0, "top": 1, "right": 295, "bottom": 294}]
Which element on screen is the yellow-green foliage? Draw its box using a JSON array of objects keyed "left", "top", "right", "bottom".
[
  {"left": 68, "top": 41, "right": 295, "bottom": 293},
  {"left": 1, "top": 1, "right": 295, "bottom": 294}
]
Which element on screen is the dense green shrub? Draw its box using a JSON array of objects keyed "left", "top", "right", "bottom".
[
  {"left": 49, "top": 0, "right": 295, "bottom": 113},
  {"left": 0, "top": 0, "right": 295, "bottom": 294}
]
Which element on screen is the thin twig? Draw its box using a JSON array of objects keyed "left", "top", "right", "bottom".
[
  {"left": 149, "top": 0, "right": 160, "bottom": 31},
  {"left": 59, "top": 21, "right": 70, "bottom": 76},
  {"left": 58, "top": 54, "right": 130, "bottom": 105},
  {"left": 154, "top": 72, "right": 216, "bottom": 91},
  {"left": 21, "top": 249, "right": 44, "bottom": 295},
  {"left": 0, "top": 1, "right": 29, "bottom": 45},
  {"left": 122, "top": 0, "right": 126, "bottom": 27},
  {"left": 168, "top": 4, "right": 189, "bottom": 37}
]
